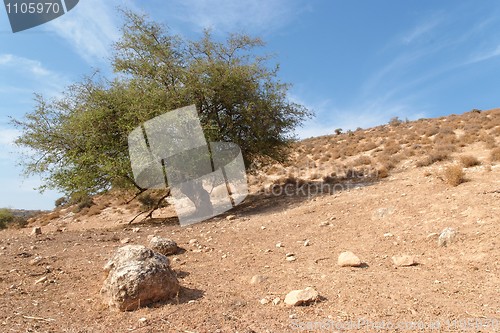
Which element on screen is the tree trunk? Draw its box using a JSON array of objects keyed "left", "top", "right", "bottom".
[{"left": 179, "top": 181, "right": 214, "bottom": 217}]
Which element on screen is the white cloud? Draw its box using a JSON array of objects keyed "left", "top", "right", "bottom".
[
  {"left": 44, "top": 0, "right": 121, "bottom": 64},
  {"left": 165, "top": 0, "right": 308, "bottom": 34},
  {"left": 0, "top": 54, "right": 53, "bottom": 78},
  {"left": 0, "top": 127, "right": 19, "bottom": 146},
  {"left": 293, "top": 96, "right": 428, "bottom": 139},
  {"left": 401, "top": 16, "right": 441, "bottom": 44},
  {"left": 0, "top": 53, "right": 67, "bottom": 97},
  {"left": 0, "top": 126, "right": 20, "bottom": 162},
  {"left": 465, "top": 45, "right": 500, "bottom": 65}
]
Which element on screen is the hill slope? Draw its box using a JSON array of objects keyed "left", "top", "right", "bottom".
[{"left": 0, "top": 109, "right": 499, "bottom": 332}]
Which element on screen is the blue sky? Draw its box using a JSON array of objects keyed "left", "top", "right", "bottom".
[{"left": 1, "top": 0, "right": 500, "bottom": 209}]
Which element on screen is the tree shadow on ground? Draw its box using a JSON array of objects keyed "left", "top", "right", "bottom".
[
  {"left": 225, "top": 179, "right": 380, "bottom": 219},
  {"left": 125, "top": 179, "right": 380, "bottom": 228}
]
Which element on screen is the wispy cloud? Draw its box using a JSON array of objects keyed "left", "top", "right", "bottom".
[
  {"left": 0, "top": 127, "right": 19, "bottom": 147},
  {"left": 0, "top": 126, "right": 20, "bottom": 161},
  {"left": 464, "top": 44, "right": 500, "bottom": 65},
  {"left": 401, "top": 16, "right": 442, "bottom": 44},
  {"left": 44, "top": 0, "right": 121, "bottom": 64},
  {"left": 0, "top": 54, "right": 53, "bottom": 78},
  {"left": 0, "top": 53, "right": 67, "bottom": 97},
  {"left": 294, "top": 97, "right": 427, "bottom": 139},
  {"left": 164, "top": 0, "right": 308, "bottom": 34}
]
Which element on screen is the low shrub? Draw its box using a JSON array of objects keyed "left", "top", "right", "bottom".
[
  {"left": 443, "top": 165, "right": 465, "bottom": 186},
  {"left": 459, "top": 155, "right": 481, "bottom": 168},
  {"left": 55, "top": 196, "right": 68, "bottom": 208},
  {"left": 491, "top": 147, "right": 500, "bottom": 162},
  {"left": 0, "top": 208, "right": 14, "bottom": 230}
]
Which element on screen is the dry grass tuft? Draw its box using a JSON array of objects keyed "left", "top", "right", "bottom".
[
  {"left": 490, "top": 147, "right": 500, "bottom": 162},
  {"left": 459, "top": 155, "right": 481, "bottom": 168},
  {"left": 443, "top": 165, "right": 465, "bottom": 186}
]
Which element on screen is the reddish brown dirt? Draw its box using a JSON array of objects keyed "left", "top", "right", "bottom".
[
  {"left": 1, "top": 109, "right": 500, "bottom": 332},
  {"left": 1, "top": 161, "right": 499, "bottom": 332}
]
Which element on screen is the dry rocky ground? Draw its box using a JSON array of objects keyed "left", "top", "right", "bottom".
[{"left": 0, "top": 109, "right": 499, "bottom": 332}]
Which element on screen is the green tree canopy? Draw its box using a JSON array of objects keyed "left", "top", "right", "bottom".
[{"left": 12, "top": 11, "right": 312, "bottom": 198}]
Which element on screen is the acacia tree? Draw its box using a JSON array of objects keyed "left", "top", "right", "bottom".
[{"left": 13, "top": 11, "right": 311, "bottom": 203}]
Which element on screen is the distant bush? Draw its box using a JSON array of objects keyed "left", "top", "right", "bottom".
[
  {"left": 491, "top": 147, "right": 500, "bottom": 162},
  {"left": 443, "top": 165, "right": 465, "bottom": 186},
  {"left": 459, "top": 155, "right": 481, "bottom": 168},
  {"left": 376, "top": 166, "right": 389, "bottom": 179},
  {"left": 389, "top": 117, "right": 402, "bottom": 126},
  {"left": 87, "top": 205, "right": 103, "bottom": 216},
  {"left": 55, "top": 196, "right": 68, "bottom": 208},
  {"left": 0, "top": 208, "right": 14, "bottom": 229},
  {"left": 69, "top": 192, "right": 94, "bottom": 213},
  {"left": 416, "top": 149, "right": 450, "bottom": 167},
  {"left": 353, "top": 155, "right": 372, "bottom": 166}
]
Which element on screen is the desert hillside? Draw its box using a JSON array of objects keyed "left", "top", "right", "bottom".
[{"left": 0, "top": 109, "right": 499, "bottom": 332}]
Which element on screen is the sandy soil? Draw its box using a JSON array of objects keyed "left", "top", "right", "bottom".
[{"left": 1, "top": 159, "right": 499, "bottom": 332}]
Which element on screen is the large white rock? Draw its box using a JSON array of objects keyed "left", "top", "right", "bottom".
[
  {"left": 337, "top": 251, "right": 362, "bottom": 267},
  {"left": 100, "top": 245, "right": 180, "bottom": 311},
  {"left": 392, "top": 255, "right": 417, "bottom": 267},
  {"left": 284, "top": 287, "right": 319, "bottom": 306}
]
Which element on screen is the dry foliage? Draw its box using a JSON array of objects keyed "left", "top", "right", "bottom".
[
  {"left": 491, "top": 147, "right": 500, "bottom": 162},
  {"left": 459, "top": 155, "right": 481, "bottom": 168},
  {"left": 443, "top": 165, "right": 465, "bottom": 186}
]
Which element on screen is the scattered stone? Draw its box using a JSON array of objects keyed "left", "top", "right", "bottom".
[
  {"left": 260, "top": 298, "right": 270, "bottom": 305},
  {"left": 284, "top": 287, "right": 319, "bottom": 306},
  {"left": 286, "top": 256, "right": 296, "bottom": 262},
  {"left": 138, "top": 317, "right": 148, "bottom": 324},
  {"left": 120, "top": 238, "right": 131, "bottom": 244},
  {"left": 132, "top": 228, "right": 140, "bottom": 233},
  {"left": 250, "top": 275, "right": 267, "bottom": 284},
  {"left": 372, "top": 207, "right": 395, "bottom": 220},
  {"left": 226, "top": 215, "right": 236, "bottom": 221},
  {"left": 275, "top": 242, "right": 283, "bottom": 248},
  {"left": 285, "top": 252, "right": 295, "bottom": 257},
  {"left": 383, "top": 233, "right": 394, "bottom": 238},
  {"left": 29, "top": 256, "right": 43, "bottom": 266},
  {"left": 303, "top": 239, "right": 310, "bottom": 247},
  {"left": 100, "top": 245, "right": 180, "bottom": 311},
  {"left": 289, "top": 313, "right": 297, "bottom": 319},
  {"left": 426, "top": 232, "right": 439, "bottom": 240},
  {"left": 272, "top": 297, "right": 281, "bottom": 305},
  {"left": 392, "top": 255, "right": 417, "bottom": 267},
  {"left": 31, "top": 227, "right": 42, "bottom": 236},
  {"left": 261, "top": 226, "right": 266, "bottom": 230},
  {"left": 18, "top": 252, "right": 32, "bottom": 258},
  {"left": 188, "top": 239, "right": 198, "bottom": 246},
  {"left": 34, "top": 276, "right": 47, "bottom": 284},
  {"left": 337, "top": 251, "right": 362, "bottom": 267},
  {"left": 149, "top": 236, "right": 178, "bottom": 256},
  {"left": 319, "top": 221, "right": 330, "bottom": 227},
  {"left": 438, "top": 227, "right": 457, "bottom": 247}
]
